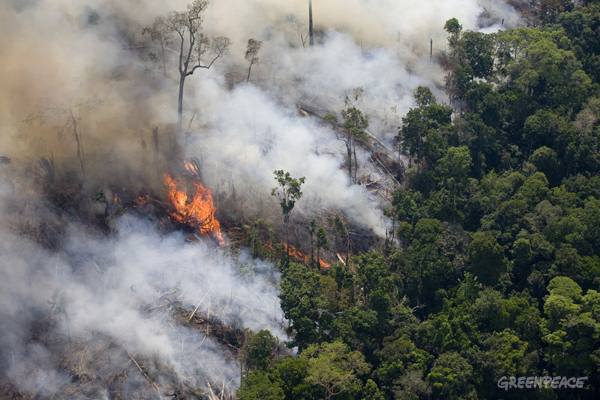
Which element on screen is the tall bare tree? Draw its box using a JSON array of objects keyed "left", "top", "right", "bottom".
[
  {"left": 145, "top": 0, "right": 230, "bottom": 134},
  {"left": 245, "top": 39, "right": 262, "bottom": 82}
]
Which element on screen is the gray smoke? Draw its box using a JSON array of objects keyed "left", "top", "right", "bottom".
[{"left": 0, "top": 174, "right": 283, "bottom": 394}]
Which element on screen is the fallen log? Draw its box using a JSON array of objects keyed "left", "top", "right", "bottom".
[
  {"left": 297, "top": 103, "right": 404, "bottom": 187},
  {"left": 127, "top": 352, "right": 161, "bottom": 394}
]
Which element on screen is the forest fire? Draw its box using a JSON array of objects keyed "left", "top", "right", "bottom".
[
  {"left": 283, "top": 243, "right": 331, "bottom": 269},
  {"left": 164, "top": 174, "right": 225, "bottom": 245}
]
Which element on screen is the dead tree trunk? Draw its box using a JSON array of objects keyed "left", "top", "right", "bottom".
[
  {"left": 345, "top": 233, "right": 350, "bottom": 267},
  {"left": 247, "top": 63, "right": 253, "bottom": 82},
  {"left": 430, "top": 38, "right": 433, "bottom": 62},
  {"left": 309, "top": 226, "right": 315, "bottom": 266},
  {"left": 177, "top": 75, "right": 186, "bottom": 134},
  {"left": 346, "top": 138, "right": 353, "bottom": 182},
  {"left": 353, "top": 146, "right": 358, "bottom": 183},
  {"left": 70, "top": 110, "right": 85, "bottom": 178},
  {"left": 309, "top": 0, "right": 315, "bottom": 46}
]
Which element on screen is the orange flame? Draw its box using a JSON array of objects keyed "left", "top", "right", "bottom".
[
  {"left": 134, "top": 194, "right": 150, "bottom": 207},
  {"left": 283, "top": 243, "right": 331, "bottom": 269},
  {"left": 164, "top": 174, "right": 224, "bottom": 245},
  {"left": 183, "top": 161, "right": 201, "bottom": 177}
]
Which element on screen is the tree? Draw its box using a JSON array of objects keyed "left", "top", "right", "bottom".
[
  {"left": 427, "top": 352, "right": 476, "bottom": 400},
  {"left": 467, "top": 231, "right": 509, "bottom": 286},
  {"left": 245, "top": 38, "right": 262, "bottom": 82},
  {"left": 455, "top": 112, "right": 503, "bottom": 177},
  {"left": 315, "top": 226, "right": 329, "bottom": 268},
  {"left": 543, "top": 277, "right": 600, "bottom": 378},
  {"left": 516, "top": 172, "right": 550, "bottom": 206},
  {"left": 239, "top": 5, "right": 600, "bottom": 397},
  {"left": 443, "top": 18, "right": 471, "bottom": 102},
  {"left": 309, "top": 219, "right": 317, "bottom": 266},
  {"left": 280, "top": 263, "right": 328, "bottom": 349},
  {"left": 461, "top": 31, "right": 495, "bottom": 80},
  {"left": 271, "top": 170, "right": 305, "bottom": 260},
  {"left": 142, "top": 16, "right": 171, "bottom": 76},
  {"left": 237, "top": 371, "right": 284, "bottom": 400},
  {"left": 330, "top": 214, "right": 351, "bottom": 267},
  {"left": 302, "top": 341, "right": 370, "bottom": 400},
  {"left": 361, "top": 379, "right": 385, "bottom": 400},
  {"left": 522, "top": 109, "right": 573, "bottom": 155},
  {"left": 331, "top": 307, "right": 380, "bottom": 358},
  {"left": 435, "top": 146, "right": 472, "bottom": 215},
  {"left": 240, "top": 330, "right": 279, "bottom": 374},
  {"left": 539, "top": 0, "right": 575, "bottom": 24},
  {"left": 400, "top": 219, "right": 463, "bottom": 310},
  {"left": 413, "top": 86, "right": 435, "bottom": 107},
  {"left": 478, "top": 330, "right": 530, "bottom": 399},
  {"left": 375, "top": 334, "right": 432, "bottom": 393},
  {"left": 558, "top": 4, "right": 600, "bottom": 82},
  {"left": 529, "top": 146, "right": 561, "bottom": 184},
  {"left": 398, "top": 91, "right": 453, "bottom": 167},
  {"left": 145, "top": 0, "right": 230, "bottom": 134},
  {"left": 393, "top": 190, "right": 421, "bottom": 226},
  {"left": 341, "top": 92, "right": 369, "bottom": 183},
  {"left": 271, "top": 170, "right": 305, "bottom": 223},
  {"left": 272, "top": 357, "right": 312, "bottom": 399},
  {"left": 444, "top": 18, "right": 462, "bottom": 37},
  {"left": 393, "top": 369, "right": 431, "bottom": 400},
  {"left": 500, "top": 28, "right": 592, "bottom": 113}
]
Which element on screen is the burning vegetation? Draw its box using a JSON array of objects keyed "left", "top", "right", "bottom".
[
  {"left": 284, "top": 243, "right": 331, "bottom": 270},
  {"left": 163, "top": 173, "right": 225, "bottom": 246}
]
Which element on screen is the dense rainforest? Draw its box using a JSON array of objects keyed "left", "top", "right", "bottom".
[{"left": 237, "top": 2, "right": 600, "bottom": 399}]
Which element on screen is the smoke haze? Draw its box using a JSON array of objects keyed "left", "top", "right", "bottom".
[{"left": 0, "top": 176, "right": 283, "bottom": 394}]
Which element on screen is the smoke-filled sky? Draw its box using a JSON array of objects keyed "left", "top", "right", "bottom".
[
  {"left": 0, "top": 0, "right": 521, "bottom": 233},
  {"left": 0, "top": 0, "right": 522, "bottom": 396}
]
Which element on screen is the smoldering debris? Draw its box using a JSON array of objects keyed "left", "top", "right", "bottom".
[{"left": 0, "top": 177, "right": 285, "bottom": 397}]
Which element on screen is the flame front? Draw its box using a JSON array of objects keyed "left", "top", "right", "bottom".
[
  {"left": 164, "top": 174, "right": 224, "bottom": 245},
  {"left": 283, "top": 243, "right": 331, "bottom": 269}
]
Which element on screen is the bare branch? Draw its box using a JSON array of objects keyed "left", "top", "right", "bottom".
[
  {"left": 186, "top": 36, "right": 230, "bottom": 76},
  {"left": 143, "top": 0, "right": 229, "bottom": 134}
]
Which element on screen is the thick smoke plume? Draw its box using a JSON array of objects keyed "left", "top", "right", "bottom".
[{"left": 0, "top": 0, "right": 522, "bottom": 396}]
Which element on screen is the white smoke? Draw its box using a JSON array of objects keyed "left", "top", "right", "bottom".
[
  {"left": 182, "top": 0, "right": 520, "bottom": 234},
  {"left": 188, "top": 81, "right": 389, "bottom": 235},
  {"left": 0, "top": 176, "right": 284, "bottom": 394}
]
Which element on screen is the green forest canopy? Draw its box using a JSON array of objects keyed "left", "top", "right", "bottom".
[{"left": 239, "top": 2, "right": 600, "bottom": 399}]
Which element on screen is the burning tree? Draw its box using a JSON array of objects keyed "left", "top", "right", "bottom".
[{"left": 144, "top": 0, "right": 230, "bottom": 134}]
